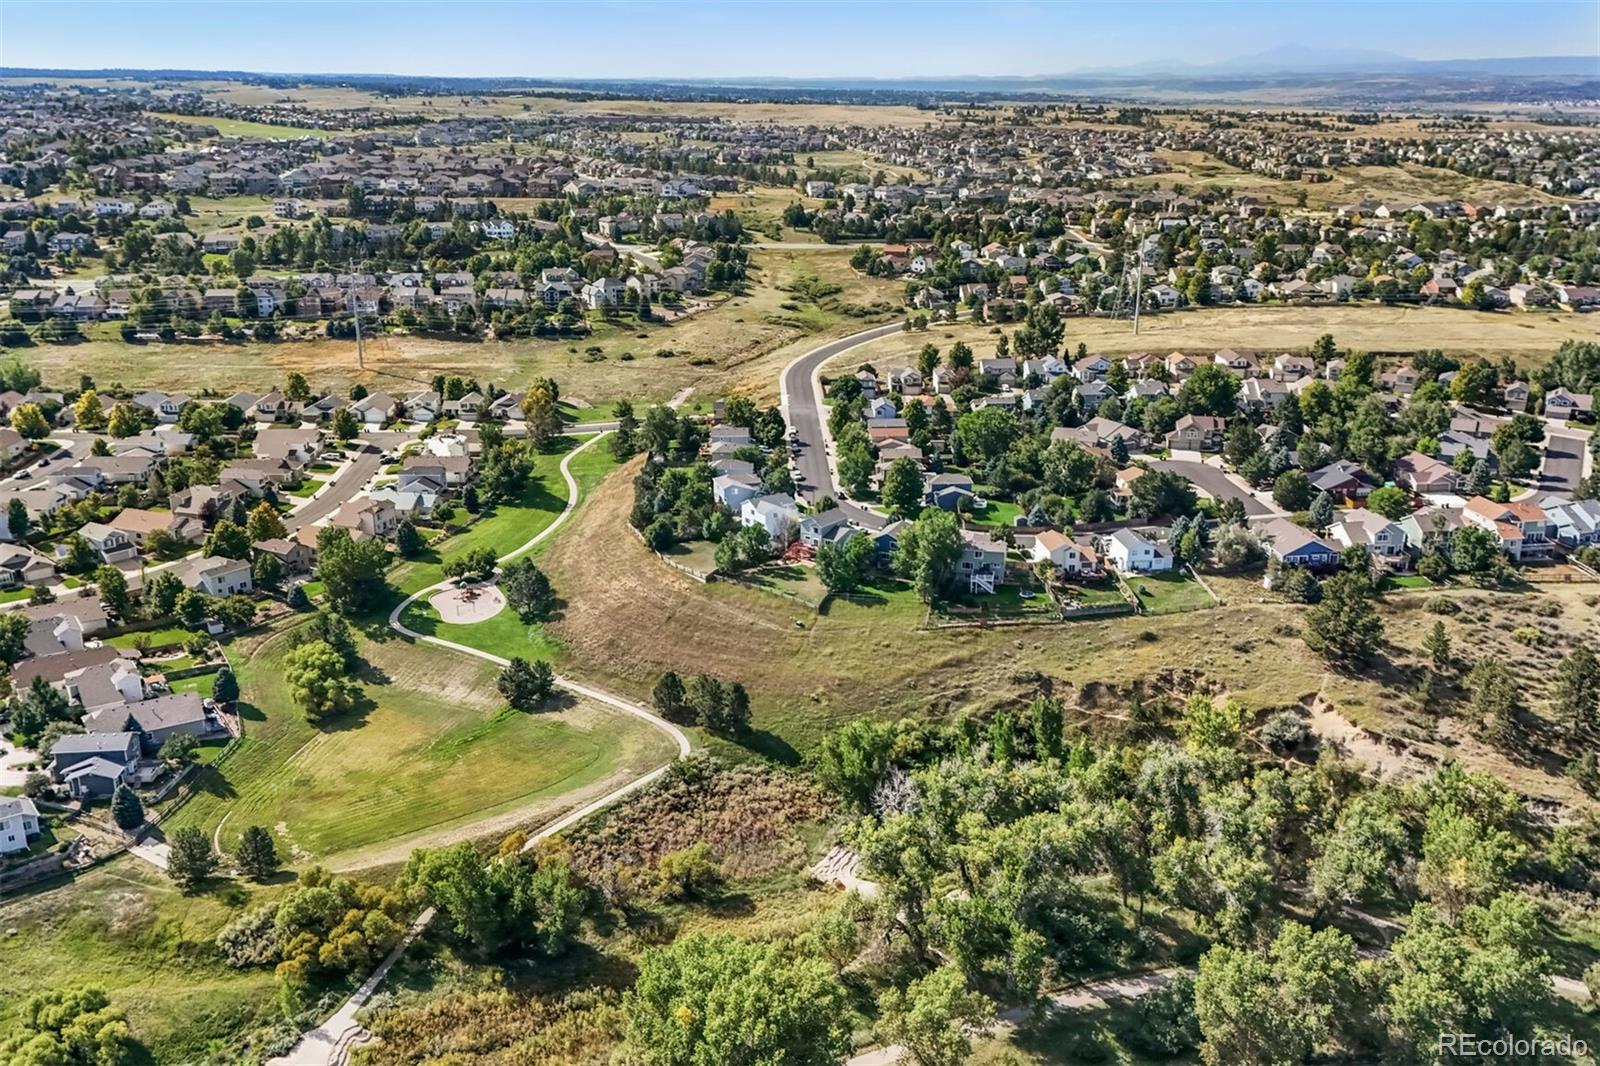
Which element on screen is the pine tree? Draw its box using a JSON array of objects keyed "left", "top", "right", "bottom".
[
  {"left": 652, "top": 671, "right": 687, "bottom": 720},
  {"left": 233, "top": 825, "right": 279, "bottom": 880},
  {"left": 111, "top": 783, "right": 144, "bottom": 831},
  {"left": 1554, "top": 646, "right": 1600, "bottom": 738},
  {"left": 1423, "top": 620, "right": 1451, "bottom": 669}
]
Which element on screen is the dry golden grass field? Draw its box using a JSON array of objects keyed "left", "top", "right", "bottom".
[
  {"left": 542, "top": 459, "right": 1600, "bottom": 808},
  {"left": 843, "top": 304, "right": 1600, "bottom": 372},
  {"left": 16, "top": 247, "right": 902, "bottom": 402}
]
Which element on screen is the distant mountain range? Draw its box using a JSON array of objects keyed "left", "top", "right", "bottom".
[{"left": 1077, "top": 44, "right": 1598, "bottom": 78}]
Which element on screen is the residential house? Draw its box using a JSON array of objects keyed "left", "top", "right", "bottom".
[
  {"left": 0, "top": 544, "right": 57, "bottom": 586},
  {"left": 330, "top": 498, "right": 399, "bottom": 541},
  {"left": 350, "top": 391, "right": 398, "bottom": 425},
  {"left": 47, "top": 732, "right": 139, "bottom": 787},
  {"left": 888, "top": 368, "right": 924, "bottom": 396},
  {"left": 172, "top": 554, "right": 254, "bottom": 597},
  {"left": 1546, "top": 387, "right": 1594, "bottom": 422},
  {"left": 926, "top": 472, "right": 974, "bottom": 511},
  {"left": 713, "top": 473, "right": 762, "bottom": 513},
  {"left": 1328, "top": 508, "right": 1408, "bottom": 560},
  {"left": 1259, "top": 517, "right": 1341, "bottom": 569},
  {"left": 1393, "top": 452, "right": 1461, "bottom": 494},
  {"left": 1105, "top": 528, "right": 1173, "bottom": 573},
  {"left": 1308, "top": 460, "right": 1378, "bottom": 500},
  {"left": 253, "top": 427, "right": 323, "bottom": 468},
  {"left": 799, "top": 508, "right": 856, "bottom": 550},
  {"left": 108, "top": 507, "right": 203, "bottom": 548},
  {"left": 0, "top": 796, "right": 41, "bottom": 855},
  {"left": 76, "top": 522, "right": 139, "bottom": 564},
  {"left": 1462, "top": 496, "right": 1556, "bottom": 562},
  {"left": 252, "top": 537, "right": 315, "bottom": 575},
  {"left": 958, "top": 529, "right": 1006, "bottom": 594},
  {"left": 739, "top": 493, "right": 800, "bottom": 545},
  {"left": 82, "top": 692, "right": 211, "bottom": 753},
  {"left": 1166, "top": 414, "right": 1226, "bottom": 452},
  {"left": 1029, "top": 530, "right": 1087, "bottom": 575}
]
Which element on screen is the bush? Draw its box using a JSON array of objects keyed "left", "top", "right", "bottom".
[
  {"left": 1260, "top": 710, "right": 1311, "bottom": 753},
  {"left": 1424, "top": 596, "right": 1460, "bottom": 615}
]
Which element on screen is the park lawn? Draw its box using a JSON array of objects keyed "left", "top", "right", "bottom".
[
  {"left": 559, "top": 400, "right": 623, "bottom": 424},
  {"left": 389, "top": 434, "right": 614, "bottom": 596},
  {"left": 145, "top": 111, "right": 344, "bottom": 140},
  {"left": 1125, "top": 571, "right": 1217, "bottom": 615},
  {"left": 162, "top": 620, "right": 668, "bottom": 863},
  {"left": 0, "top": 857, "right": 287, "bottom": 1063},
  {"left": 400, "top": 599, "right": 561, "bottom": 664}
]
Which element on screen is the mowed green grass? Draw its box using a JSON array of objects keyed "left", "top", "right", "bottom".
[
  {"left": 0, "top": 857, "right": 284, "bottom": 1063},
  {"left": 145, "top": 110, "right": 344, "bottom": 140},
  {"left": 394, "top": 436, "right": 619, "bottom": 659},
  {"left": 388, "top": 434, "right": 615, "bottom": 596},
  {"left": 1125, "top": 570, "right": 1217, "bottom": 614},
  {"left": 163, "top": 622, "right": 648, "bottom": 862}
]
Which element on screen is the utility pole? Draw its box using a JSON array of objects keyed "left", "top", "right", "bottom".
[
  {"left": 1132, "top": 265, "right": 1142, "bottom": 336},
  {"left": 346, "top": 261, "right": 365, "bottom": 371}
]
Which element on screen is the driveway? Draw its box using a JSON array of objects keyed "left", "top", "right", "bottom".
[
  {"left": 779, "top": 321, "right": 909, "bottom": 503},
  {"left": 1150, "top": 458, "right": 1275, "bottom": 517},
  {"left": 1539, "top": 427, "right": 1587, "bottom": 497}
]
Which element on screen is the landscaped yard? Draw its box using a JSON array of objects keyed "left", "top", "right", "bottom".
[
  {"left": 0, "top": 586, "right": 30, "bottom": 603},
  {"left": 287, "top": 478, "right": 325, "bottom": 498},
  {"left": 1380, "top": 573, "right": 1434, "bottom": 591},
  {"left": 162, "top": 620, "right": 674, "bottom": 866},
  {"left": 106, "top": 625, "right": 193, "bottom": 650},
  {"left": 1124, "top": 570, "right": 1218, "bottom": 615},
  {"left": 1056, "top": 577, "right": 1130, "bottom": 608},
  {"left": 966, "top": 499, "right": 1023, "bottom": 530}
]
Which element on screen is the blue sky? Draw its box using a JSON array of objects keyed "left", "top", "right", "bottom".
[{"left": 1, "top": 1, "right": 1595, "bottom": 80}]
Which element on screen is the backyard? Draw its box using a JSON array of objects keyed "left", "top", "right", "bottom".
[{"left": 1124, "top": 570, "right": 1218, "bottom": 615}]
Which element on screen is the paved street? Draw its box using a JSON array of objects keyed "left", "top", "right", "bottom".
[
  {"left": 1150, "top": 458, "right": 1276, "bottom": 516},
  {"left": 283, "top": 442, "right": 384, "bottom": 533},
  {"left": 780, "top": 321, "right": 909, "bottom": 503}
]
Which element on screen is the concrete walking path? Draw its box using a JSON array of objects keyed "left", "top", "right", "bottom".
[{"left": 270, "top": 431, "right": 691, "bottom": 1066}]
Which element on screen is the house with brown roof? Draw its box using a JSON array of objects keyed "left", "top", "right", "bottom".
[
  {"left": 1462, "top": 496, "right": 1556, "bottom": 562},
  {"left": 108, "top": 507, "right": 203, "bottom": 548}
]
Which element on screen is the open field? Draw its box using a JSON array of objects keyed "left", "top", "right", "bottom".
[
  {"left": 144, "top": 110, "right": 347, "bottom": 140},
  {"left": 710, "top": 186, "right": 827, "bottom": 243},
  {"left": 9, "top": 245, "right": 896, "bottom": 402},
  {"left": 1118, "top": 150, "right": 1569, "bottom": 208},
  {"left": 0, "top": 857, "right": 286, "bottom": 1063},
  {"left": 544, "top": 459, "right": 1600, "bottom": 805},
  {"left": 840, "top": 304, "right": 1600, "bottom": 370},
  {"left": 164, "top": 619, "right": 672, "bottom": 867}
]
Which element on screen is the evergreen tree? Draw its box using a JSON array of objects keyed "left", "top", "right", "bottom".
[
  {"left": 233, "top": 825, "right": 279, "bottom": 880},
  {"left": 111, "top": 783, "right": 144, "bottom": 830},
  {"left": 1423, "top": 620, "right": 1452, "bottom": 669}
]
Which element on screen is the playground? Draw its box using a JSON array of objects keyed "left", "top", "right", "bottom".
[{"left": 428, "top": 582, "right": 507, "bottom": 624}]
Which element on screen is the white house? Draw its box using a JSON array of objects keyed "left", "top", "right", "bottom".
[
  {"left": 0, "top": 796, "right": 41, "bottom": 855},
  {"left": 739, "top": 493, "right": 800, "bottom": 545},
  {"left": 1327, "top": 508, "right": 1407, "bottom": 559},
  {"left": 1029, "top": 530, "right": 1085, "bottom": 574},
  {"left": 1105, "top": 528, "right": 1172, "bottom": 573},
  {"left": 173, "top": 555, "right": 254, "bottom": 597}
]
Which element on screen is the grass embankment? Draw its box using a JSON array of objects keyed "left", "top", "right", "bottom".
[
  {"left": 541, "top": 459, "right": 1600, "bottom": 804},
  {"left": 0, "top": 858, "right": 286, "bottom": 1063}
]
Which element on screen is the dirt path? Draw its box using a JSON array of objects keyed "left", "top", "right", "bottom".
[{"left": 1305, "top": 693, "right": 1427, "bottom": 780}]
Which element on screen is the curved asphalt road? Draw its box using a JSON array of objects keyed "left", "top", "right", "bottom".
[{"left": 779, "top": 321, "right": 909, "bottom": 503}]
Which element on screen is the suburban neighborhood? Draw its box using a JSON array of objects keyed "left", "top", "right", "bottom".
[{"left": 3, "top": 10, "right": 1600, "bottom": 1066}]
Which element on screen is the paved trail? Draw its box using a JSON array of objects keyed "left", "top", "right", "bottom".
[{"left": 269, "top": 431, "right": 691, "bottom": 1066}]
